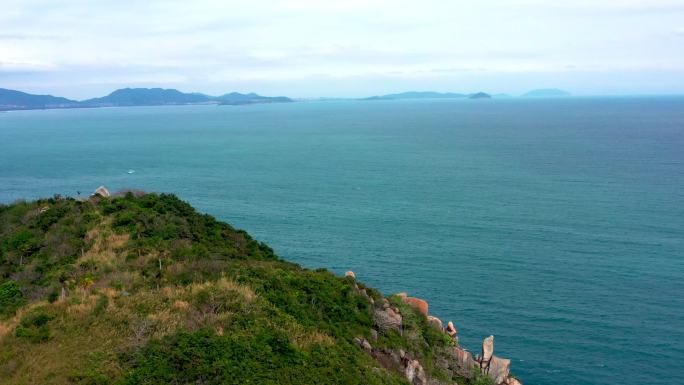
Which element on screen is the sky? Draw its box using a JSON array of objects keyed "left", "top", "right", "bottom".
[{"left": 1, "top": 0, "right": 683, "bottom": 99}]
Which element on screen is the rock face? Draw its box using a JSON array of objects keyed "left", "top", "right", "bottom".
[
  {"left": 345, "top": 271, "right": 356, "bottom": 279},
  {"left": 454, "top": 347, "right": 476, "bottom": 371},
  {"left": 402, "top": 296, "right": 429, "bottom": 316},
  {"left": 487, "top": 356, "right": 511, "bottom": 384}
]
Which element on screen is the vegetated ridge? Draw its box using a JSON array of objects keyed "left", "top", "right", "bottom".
[{"left": 0, "top": 189, "right": 520, "bottom": 385}]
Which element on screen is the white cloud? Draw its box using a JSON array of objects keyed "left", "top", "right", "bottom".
[{"left": 1, "top": 0, "right": 682, "bottom": 97}]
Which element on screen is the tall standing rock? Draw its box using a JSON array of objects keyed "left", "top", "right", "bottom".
[{"left": 482, "top": 335, "right": 494, "bottom": 364}]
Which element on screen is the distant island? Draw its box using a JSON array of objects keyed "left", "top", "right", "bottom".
[
  {"left": 363, "top": 91, "right": 493, "bottom": 101},
  {"left": 469, "top": 92, "right": 492, "bottom": 100},
  {"left": 0, "top": 86, "right": 577, "bottom": 111},
  {"left": 0, "top": 87, "right": 293, "bottom": 111},
  {"left": 521, "top": 88, "right": 571, "bottom": 98},
  {"left": 364, "top": 91, "right": 467, "bottom": 100}
]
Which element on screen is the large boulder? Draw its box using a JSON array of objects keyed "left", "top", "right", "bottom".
[
  {"left": 374, "top": 307, "right": 402, "bottom": 333},
  {"left": 446, "top": 321, "right": 458, "bottom": 338},
  {"left": 405, "top": 359, "right": 427, "bottom": 385},
  {"left": 402, "top": 296, "right": 429, "bottom": 316},
  {"left": 353, "top": 337, "right": 373, "bottom": 353},
  {"left": 93, "top": 186, "right": 110, "bottom": 197},
  {"left": 427, "top": 315, "right": 443, "bottom": 329}
]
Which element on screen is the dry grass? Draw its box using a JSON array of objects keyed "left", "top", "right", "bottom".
[
  {"left": 0, "top": 300, "right": 50, "bottom": 341},
  {"left": 0, "top": 274, "right": 336, "bottom": 385},
  {"left": 77, "top": 220, "right": 130, "bottom": 268},
  {"left": 0, "top": 296, "right": 124, "bottom": 384},
  {"left": 287, "top": 322, "right": 335, "bottom": 348}
]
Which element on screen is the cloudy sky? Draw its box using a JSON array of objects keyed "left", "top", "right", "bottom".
[{"left": 1, "top": 0, "right": 683, "bottom": 99}]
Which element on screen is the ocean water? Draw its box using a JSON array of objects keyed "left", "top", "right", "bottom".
[{"left": 1, "top": 98, "right": 683, "bottom": 385}]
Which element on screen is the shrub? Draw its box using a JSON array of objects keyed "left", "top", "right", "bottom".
[
  {"left": 15, "top": 308, "right": 54, "bottom": 343},
  {"left": 0, "top": 280, "right": 25, "bottom": 318}
]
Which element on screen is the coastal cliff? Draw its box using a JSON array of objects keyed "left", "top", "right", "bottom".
[{"left": 0, "top": 189, "right": 520, "bottom": 385}]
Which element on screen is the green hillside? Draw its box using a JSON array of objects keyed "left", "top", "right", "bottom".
[{"left": 0, "top": 192, "right": 510, "bottom": 385}]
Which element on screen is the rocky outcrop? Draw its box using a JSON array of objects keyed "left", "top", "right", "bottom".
[
  {"left": 354, "top": 337, "right": 428, "bottom": 385},
  {"left": 350, "top": 275, "right": 521, "bottom": 385},
  {"left": 93, "top": 186, "right": 110, "bottom": 197},
  {"left": 345, "top": 271, "right": 356, "bottom": 279},
  {"left": 451, "top": 337, "right": 517, "bottom": 385},
  {"left": 354, "top": 336, "right": 373, "bottom": 353},
  {"left": 374, "top": 306, "right": 403, "bottom": 333}
]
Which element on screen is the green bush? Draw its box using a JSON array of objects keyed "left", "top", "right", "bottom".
[
  {"left": 15, "top": 309, "right": 54, "bottom": 343},
  {"left": 0, "top": 280, "right": 25, "bottom": 318},
  {"left": 117, "top": 328, "right": 394, "bottom": 385},
  {"left": 468, "top": 367, "right": 495, "bottom": 385}
]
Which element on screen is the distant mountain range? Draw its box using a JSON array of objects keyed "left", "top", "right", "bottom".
[
  {"left": 0, "top": 88, "right": 293, "bottom": 111},
  {"left": 0, "top": 88, "right": 80, "bottom": 110},
  {"left": 0, "top": 87, "right": 574, "bottom": 111},
  {"left": 363, "top": 91, "right": 467, "bottom": 100},
  {"left": 362, "top": 89, "right": 573, "bottom": 101},
  {"left": 363, "top": 91, "right": 494, "bottom": 100},
  {"left": 522, "top": 88, "right": 571, "bottom": 97}
]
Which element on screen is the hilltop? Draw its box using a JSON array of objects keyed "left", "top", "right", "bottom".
[
  {"left": 82, "top": 88, "right": 212, "bottom": 107},
  {"left": 0, "top": 190, "right": 520, "bottom": 385}
]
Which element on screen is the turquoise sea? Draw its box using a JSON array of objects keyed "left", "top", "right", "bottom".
[{"left": 1, "top": 98, "right": 683, "bottom": 385}]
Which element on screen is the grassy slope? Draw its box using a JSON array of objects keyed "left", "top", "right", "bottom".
[{"left": 0, "top": 193, "right": 473, "bottom": 385}]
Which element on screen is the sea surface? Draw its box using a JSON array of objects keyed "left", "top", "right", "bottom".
[{"left": 1, "top": 98, "right": 683, "bottom": 385}]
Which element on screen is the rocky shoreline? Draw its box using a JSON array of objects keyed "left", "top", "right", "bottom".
[{"left": 346, "top": 271, "right": 521, "bottom": 385}]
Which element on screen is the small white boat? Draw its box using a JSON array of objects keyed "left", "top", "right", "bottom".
[{"left": 127, "top": 169, "right": 135, "bottom": 174}]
